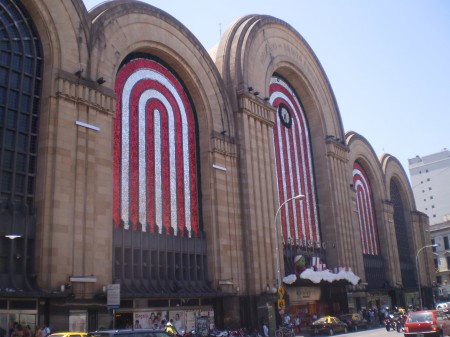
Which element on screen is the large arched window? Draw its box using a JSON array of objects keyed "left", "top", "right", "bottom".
[
  {"left": 0, "top": 0, "right": 42, "bottom": 292},
  {"left": 353, "top": 162, "right": 380, "bottom": 255},
  {"left": 0, "top": 0, "right": 41, "bottom": 206},
  {"left": 391, "top": 179, "right": 415, "bottom": 288},
  {"left": 113, "top": 56, "right": 200, "bottom": 237},
  {"left": 269, "top": 76, "right": 319, "bottom": 247},
  {"left": 353, "top": 162, "right": 386, "bottom": 288},
  {"left": 113, "top": 54, "right": 211, "bottom": 297},
  {"left": 269, "top": 76, "right": 321, "bottom": 277}
]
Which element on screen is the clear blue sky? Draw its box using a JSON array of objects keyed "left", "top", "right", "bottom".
[{"left": 83, "top": 0, "right": 450, "bottom": 180}]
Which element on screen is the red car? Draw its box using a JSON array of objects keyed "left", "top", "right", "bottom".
[{"left": 404, "top": 310, "right": 450, "bottom": 336}]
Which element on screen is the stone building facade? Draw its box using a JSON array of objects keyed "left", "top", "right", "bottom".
[
  {"left": 0, "top": 0, "right": 434, "bottom": 332},
  {"left": 429, "top": 221, "right": 450, "bottom": 300}
]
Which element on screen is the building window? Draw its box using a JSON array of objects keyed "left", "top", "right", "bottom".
[
  {"left": 431, "top": 196, "right": 434, "bottom": 199},
  {"left": 0, "top": 0, "right": 42, "bottom": 206},
  {"left": 432, "top": 239, "right": 437, "bottom": 252},
  {"left": 429, "top": 187, "right": 432, "bottom": 190},
  {"left": 437, "top": 276, "right": 442, "bottom": 285},
  {"left": 427, "top": 178, "right": 431, "bottom": 181},
  {"left": 391, "top": 180, "right": 414, "bottom": 288},
  {"left": 447, "top": 256, "right": 450, "bottom": 270},
  {"left": 444, "top": 237, "right": 450, "bottom": 250},
  {"left": 353, "top": 162, "right": 380, "bottom": 256},
  {"left": 0, "top": 0, "right": 42, "bottom": 294}
]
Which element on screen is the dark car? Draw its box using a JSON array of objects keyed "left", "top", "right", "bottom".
[
  {"left": 310, "top": 316, "right": 348, "bottom": 335},
  {"left": 404, "top": 310, "right": 450, "bottom": 337},
  {"left": 339, "top": 313, "right": 368, "bottom": 331}
]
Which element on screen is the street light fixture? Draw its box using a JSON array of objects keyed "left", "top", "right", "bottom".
[
  {"left": 416, "top": 243, "right": 438, "bottom": 310},
  {"left": 3, "top": 201, "right": 22, "bottom": 240},
  {"left": 273, "top": 194, "right": 305, "bottom": 286}
]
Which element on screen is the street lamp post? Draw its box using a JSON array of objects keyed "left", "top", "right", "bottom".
[
  {"left": 273, "top": 194, "right": 305, "bottom": 286},
  {"left": 416, "top": 243, "right": 438, "bottom": 310}
]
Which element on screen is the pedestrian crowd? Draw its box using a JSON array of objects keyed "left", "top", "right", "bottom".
[{"left": 2, "top": 322, "right": 51, "bottom": 337}]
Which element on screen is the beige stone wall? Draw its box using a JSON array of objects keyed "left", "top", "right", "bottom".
[
  {"left": 24, "top": 0, "right": 241, "bottom": 298},
  {"left": 214, "top": 15, "right": 357, "bottom": 293},
  {"left": 215, "top": 13, "right": 432, "bottom": 296},
  {"left": 346, "top": 132, "right": 401, "bottom": 286},
  {"left": 381, "top": 154, "right": 435, "bottom": 287},
  {"left": 20, "top": 0, "right": 430, "bottom": 302},
  {"left": 234, "top": 92, "right": 278, "bottom": 293}
]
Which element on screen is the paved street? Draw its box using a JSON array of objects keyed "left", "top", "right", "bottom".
[{"left": 294, "top": 326, "right": 402, "bottom": 337}]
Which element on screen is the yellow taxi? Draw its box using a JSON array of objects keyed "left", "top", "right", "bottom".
[{"left": 48, "top": 332, "right": 87, "bottom": 337}]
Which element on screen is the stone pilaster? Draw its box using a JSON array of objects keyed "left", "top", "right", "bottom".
[
  {"left": 37, "top": 70, "right": 115, "bottom": 296},
  {"left": 322, "top": 139, "right": 357, "bottom": 270},
  {"left": 380, "top": 200, "right": 402, "bottom": 287},
  {"left": 234, "top": 91, "right": 278, "bottom": 294}
]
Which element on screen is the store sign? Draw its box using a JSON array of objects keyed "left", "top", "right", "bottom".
[
  {"left": 107, "top": 284, "right": 120, "bottom": 308},
  {"left": 286, "top": 287, "right": 321, "bottom": 302}
]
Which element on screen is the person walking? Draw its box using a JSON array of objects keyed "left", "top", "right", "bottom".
[{"left": 41, "top": 323, "right": 50, "bottom": 337}]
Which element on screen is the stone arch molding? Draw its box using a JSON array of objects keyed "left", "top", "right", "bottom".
[
  {"left": 381, "top": 153, "right": 416, "bottom": 211},
  {"left": 214, "top": 14, "right": 344, "bottom": 140},
  {"left": 346, "top": 131, "right": 388, "bottom": 259},
  {"left": 88, "top": 0, "right": 233, "bottom": 137},
  {"left": 20, "top": 0, "right": 91, "bottom": 92},
  {"left": 346, "top": 131, "right": 386, "bottom": 203},
  {"left": 22, "top": 0, "right": 233, "bottom": 138}
]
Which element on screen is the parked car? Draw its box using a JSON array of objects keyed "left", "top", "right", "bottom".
[
  {"left": 310, "top": 316, "right": 348, "bottom": 335},
  {"left": 339, "top": 313, "right": 368, "bottom": 331},
  {"left": 404, "top": 310, "right": 450, "bottom": 337}
]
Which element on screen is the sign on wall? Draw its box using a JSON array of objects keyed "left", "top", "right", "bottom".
[
  {"left": 286, "top": 286, "right": 321, "bottom": 302},
  {"left": 107, "top": 284, "right": 121, "bottom": 308}
]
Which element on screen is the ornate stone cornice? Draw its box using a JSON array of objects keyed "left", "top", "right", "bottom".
[
  {"left": 236, "top": 91, "right": 276, "bottom": 127},
  {"left": 55, "top": 69, "right": 115, "bottom": 115},
  {"left": 211, "top": 132, "right": 237, "bottom": 158},
  {"left": 325, "top": 139, "right": 349, "bottom": 163}
]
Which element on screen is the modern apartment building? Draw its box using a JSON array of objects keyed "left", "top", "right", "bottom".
[
  {"left": 409, "top": 149, "right": 450, "bottom": 225},
  {"left": 429, "top": 221, "right": 450, "bottom": 301}
]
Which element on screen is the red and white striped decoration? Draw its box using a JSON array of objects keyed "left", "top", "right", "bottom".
[
  {"left": 311, "top": 256, "right": 326, "bottom": 271},
  {"left": 353, "top": 162, "right": 380, "bottom": 255},
  {"left": 113, "top": 58, "right": 199, "bottom": 237},
  {"left": 269, "top": 76, "right": 320, "bottom": 245}
]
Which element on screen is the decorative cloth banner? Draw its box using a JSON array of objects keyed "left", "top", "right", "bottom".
[
  {"left": 352, "top": 162, "right": 380, "bottom": 255},
  {"left": 113, "top": 58, "right": 199, "bottom": 237},
  {"left": 269, "top": 76, "right": 320, "bottom": 245}
]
